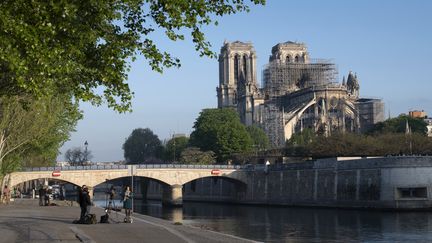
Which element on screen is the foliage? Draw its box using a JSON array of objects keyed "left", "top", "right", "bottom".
[
  {"left": 0, "top": 95, "right": 81, "bottom": 175},
  {"left": 286, "top": 128, "right": 316, "bottom": 146},
  {"left": 0, "top": 0, "right": 265, "bottom": 112},
  {"left": 64, "top": 147, "right": 93, "bottom": 166},
  {"left": 285, "top": 115, "right": 430, "bottom": 158},
  {"left": 164, "top": 136, "right": 189, "bottom": 162},
  {"left": 189, "top": 108, "right": 253, "bottom": 162},
  {"left": 285, "top": 132, "right": 432, "bottom": 158},
  {"left": 123, "top": 128, "right": 163, "bottom": 164},
  {"left": 246, "top": 125, "right": 269, "bottom": 151},
  {"left": 179, "top": 147, "right": 215, "bottom": 165},
  {"left": 367, "top": 115, "right": 427, "bottom": 135}
]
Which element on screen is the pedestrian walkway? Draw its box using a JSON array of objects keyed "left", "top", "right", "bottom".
[{"left": 0, "top": 199, "right": 259, "bottom": 243}]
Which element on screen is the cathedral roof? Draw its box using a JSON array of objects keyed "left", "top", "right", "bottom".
[
  {"left": 283, "top": 41, "right": 300, "bottom": 45},
  {"left": 271, "top": 41, "right": 307, "bottom": 53}
]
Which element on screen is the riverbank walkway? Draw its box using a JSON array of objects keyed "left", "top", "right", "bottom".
[{"left": 0, "top": 199, "right": 259, "bottom": 243}]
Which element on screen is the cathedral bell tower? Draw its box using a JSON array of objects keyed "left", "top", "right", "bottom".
[{"left": 216, "top": 41, "right": 258, "bottom": 125}]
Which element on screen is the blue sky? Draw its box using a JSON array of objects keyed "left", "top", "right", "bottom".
[{"left": 58, "top": 0, "right": 432, "bottom": 162}]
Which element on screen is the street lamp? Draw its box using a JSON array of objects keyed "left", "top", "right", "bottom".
[{"left": 84, "top": 141, "right": 88, "bottom": 162}]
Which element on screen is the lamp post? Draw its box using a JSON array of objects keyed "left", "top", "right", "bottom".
[
  {"left": 173, "top": 138, "right": 176, "bottom": 162},
  {"left": 84, "top": 141, "right": 88, "bottom": 162}
]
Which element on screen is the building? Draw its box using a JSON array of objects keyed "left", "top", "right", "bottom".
[
  {"left": 408, "top": 110, "right": 432, "bottom": 137},
  {"left": 217, "top": 41, "right": 385, "bottom": 147},
  {"left": 409, "top": 110, "right": 427, "bottom": 119},
  {"left": 425, "top": 118, "right": 432, "bottom": 137}
]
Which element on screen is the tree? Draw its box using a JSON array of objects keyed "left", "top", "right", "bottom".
[
  {"left": 189, "top": 108, "right": 253, "bottom": 162},
  {"left": 64, "top": 147, "right": 93, "bottom": 166},
  {"left": 287, "top": 128, "right": 316, "bottom": 146},
  {"left": 165, "top": 136, "right": 189, "bottom": 162},
  {"left": 0, "top": 0, "right": 265, "bottom": 112},
  {"left": 0, "top": 94, "right": 81, "bottom": 176},
  {"left": 246, "top": 125, "right": 270, "bottom": 151},
  {"left": 284, "top": 131, "right": 432, "bottom": 158},
  {"left": 367, "top": 115, "right": 428, "bottom": 135},
  {"left": 179, "top": 147, "right": 215, "bottom": 165},
  {"left": 123, "top": 128, "right": 163, "bottom": 164}
]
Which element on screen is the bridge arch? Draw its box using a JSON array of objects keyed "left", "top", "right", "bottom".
[
  {"left": 180, "top": 173, "right": 248, "bottom": 186},
  {"left": 7, "top": 172, "right": 82, "bottom": 189},
  {"left": 183, "top": 176, "right": 247, "bottom": 199},
  {"left": 4, "top": 166, "right": 250, "bottom": 207}
]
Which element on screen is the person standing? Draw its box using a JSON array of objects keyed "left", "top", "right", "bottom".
[
  {"left": 78, "top": 186, "right": 85, "bottom": 222},
  {"left": 107, "top": 185, "right": 116, "bottom": 213},
  {"left": 44, "top": 186, "right": 51, "bottom": 206},
  {"left": 60, "top": 186, "right": 65, "bottom": 201},
  {"left": 83, "top": 186, "right": 92, "bottom": 216},
  {"left": 122, "top": 186, "right": 133, "bottom": 223},
  {"left": 2, "top": 186, "right": 10, "bottom": 204},
  {"left": 264, "top": 160, "right": 270, "bottom": 174},
  {"left": 38, "top": 185, "right": 45, "bottom": 206}
]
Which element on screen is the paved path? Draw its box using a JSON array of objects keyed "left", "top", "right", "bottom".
[{"left": 0, "top": 199, "right": 259, "bottom": 243}]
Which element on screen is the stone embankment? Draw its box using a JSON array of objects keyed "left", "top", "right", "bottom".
[{"left": 0, "top": 199, "right": 259, "bottom": 243}]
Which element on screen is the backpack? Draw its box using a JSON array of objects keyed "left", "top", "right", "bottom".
[
  {"left": 100, "top": 213, "right": 109, "bottom": 223},
  {"left": 84, "top": 214, "right": 97, "bottom": 224}
]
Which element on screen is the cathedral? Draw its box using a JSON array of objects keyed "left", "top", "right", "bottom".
[{"left": 216, "top": 41, "right": 384, "bottom": 147}]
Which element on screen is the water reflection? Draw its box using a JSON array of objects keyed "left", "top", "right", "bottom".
[{"left": 96, "top": 197, "right": 432, "bottom": 242}]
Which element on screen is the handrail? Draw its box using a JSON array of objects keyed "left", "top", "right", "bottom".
[
  {"left": 21, "top": 156, "right": 432, "bottom": 172},
  {"left": 21, "top": 163, "right": 255, "bottom": 171}
]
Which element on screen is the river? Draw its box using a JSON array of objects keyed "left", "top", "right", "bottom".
[{"left": 95, "top": 197, "right": 432, "bottom": 242}]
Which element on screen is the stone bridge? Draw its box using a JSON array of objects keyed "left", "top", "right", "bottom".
[{"left": 3, "top": 164, "right": 254, "bottom": 206}]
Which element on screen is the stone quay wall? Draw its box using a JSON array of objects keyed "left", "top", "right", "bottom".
[{"left": 180, "top": 156, "right": 432, "bottom": 209}]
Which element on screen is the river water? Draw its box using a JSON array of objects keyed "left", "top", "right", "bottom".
[{"left": 96, "top": 198, "right": 432, "bottom": 242}]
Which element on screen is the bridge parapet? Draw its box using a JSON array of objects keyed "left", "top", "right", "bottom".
[{"left": 21, "top": 164, "right": 245, "bottom": 172}]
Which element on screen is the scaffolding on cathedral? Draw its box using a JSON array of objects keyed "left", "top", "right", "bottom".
[
  {"left": 260, "top": 58, "right": 339, "bottom": 147},
  {"left": 262, "top": 103, "right": 285, "bottom": 148},
  {"left": 262, "top": 58, "right": 338, "bottom": 99},
  {"left": 355, "top": 98, "right": 385, "bottom": 132}
]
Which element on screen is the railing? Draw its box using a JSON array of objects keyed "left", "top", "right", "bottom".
[
  {"left": 22, "top": 156, "right": 432, "bottom": 173},
  {"left": 21, "top": 164, "right": 253, "bottom": 172}
]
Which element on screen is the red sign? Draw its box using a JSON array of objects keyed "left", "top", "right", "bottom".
[
  {"left": 211, "top": 169, "right": 220, "bottom": 175},
  {"left": 52, "top": 170, "right": 61, "bottom": 177}
]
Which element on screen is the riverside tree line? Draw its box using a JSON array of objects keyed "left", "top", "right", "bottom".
[{"left": 121, "top": 110, "right": 432, "bottom": 165}]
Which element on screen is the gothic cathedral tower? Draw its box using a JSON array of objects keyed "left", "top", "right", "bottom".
[{"left": 216, "top": 41, "right": 261, "bottom": 126}]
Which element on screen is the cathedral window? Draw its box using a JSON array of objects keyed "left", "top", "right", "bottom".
[
  {"left": 295, "top": 55, "right": 299, "bottom": 63},
  {"left": 234, "top": 54, "right": 239, "bottom": 82},
  {"left": 286, "top": 55, "right": 290, "bottom": 63},
  {"left": 243, "top": 55, "right": 247, "bottom": 79},
  {"left": 250, "top": 56, "right": 253, "bottom": 79}
]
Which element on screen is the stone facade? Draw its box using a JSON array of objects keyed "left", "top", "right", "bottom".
[{"left": 217, "top": 41, "right": 385, "bottom": 147}]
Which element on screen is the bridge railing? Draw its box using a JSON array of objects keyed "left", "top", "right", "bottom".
[{"left": 21, "top": 164, "right": 248, "bottom": 172}]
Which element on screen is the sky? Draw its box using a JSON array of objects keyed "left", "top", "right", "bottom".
[{"left": 58, "top": 0, "right": 432, "bottom": 162}]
